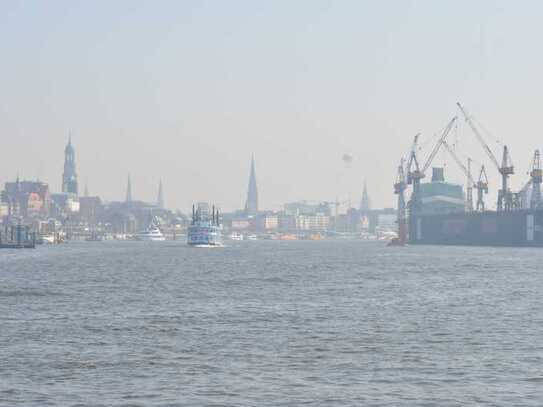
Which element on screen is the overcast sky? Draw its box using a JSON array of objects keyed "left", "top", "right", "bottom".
[{"left": 1, "top": 1, "right": 543, "bottom": 211}]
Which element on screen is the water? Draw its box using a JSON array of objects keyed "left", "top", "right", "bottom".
[{"left": 1, "top": 241, "right": 543, "bottom": 406}]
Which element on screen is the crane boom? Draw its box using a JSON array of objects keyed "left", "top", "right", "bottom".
[
  {"left": 406, "top": 134, "right": 420, "bottom": 185},
  {"left": 456, "top": 102, "right": 501, "bottom": 170},
  {"left": 442, "top": 140, "right": 475, "bottom": 186},
  {"left": 421, "top": 116, "right": 458, "bottom": 174}
]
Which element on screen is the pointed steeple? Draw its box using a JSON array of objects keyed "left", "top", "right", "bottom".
[
  {"left": 126, "top": 174, "right": 133, "bottom": 202},
  {"left": 84, "top": 184, "right": 89, "bottom": 197},
  {"left": 157, "top": 179, "right": 164, "bottom": 209},
  {"left": 62, "top": 134, "right": 78, "bottom": 195},
  {"left": 245, "top": 154, "right": 258, "bottom": 216},
  {"left": 360, "top": 180, "right": 371, "bottom": 212}
]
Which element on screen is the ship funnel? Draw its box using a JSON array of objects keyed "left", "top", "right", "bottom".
[{"left": 432, "top": 167, "right": 445, "bottom": 183}]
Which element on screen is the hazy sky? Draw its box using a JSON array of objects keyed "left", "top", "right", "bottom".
[{"left": 2, "top": 1, "right": 543, "bottom": 211}]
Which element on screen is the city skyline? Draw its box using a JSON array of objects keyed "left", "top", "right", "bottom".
[
  {"left": 6, "top": 136, "right": 373, "bottom": 212},
  {"left": 3, "top": 2, "right": 543, "bottom": 210}
]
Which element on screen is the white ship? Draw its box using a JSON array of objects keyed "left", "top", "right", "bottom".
[
  {"left": 135, "top": 219, "right": 166, "bottom": 241},
  {"left": 187, "top": 203, "right": 223, "bottom": 247},
  {"left": 230, "top": 232, "right": 244, "bottom": 241}
]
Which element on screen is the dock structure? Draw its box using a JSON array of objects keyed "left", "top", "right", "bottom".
[{"left": 0, "top": 223, "right": 36, "bottom": 249}]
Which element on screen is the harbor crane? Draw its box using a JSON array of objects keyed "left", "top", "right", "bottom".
[
  {"left": 407, "top": 117, "right": 458, "bottom": 216},
  {"left": 530, "top": 149, "right": 542, "bottom": 209},
  {"left": 457, "top": 102, "right": 514, "bottom": 211},
  {"left": 393, "top": 158, "right": 407, "bottom": 245},
  {"left": 441, "top": 140, "right": 475, "bottom": 211},
  {"left": 476, "top": 165, "right": 489, "bottom": 211}
]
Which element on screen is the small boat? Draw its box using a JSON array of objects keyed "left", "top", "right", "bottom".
[
  {"left": 135, "top": 220, "right": 166, "bottom": 241},
  {"left": 230, "top": 232, "right": 244, "bottom": 241},
  {"left": 246, "top": 234, "right": 258, "bottom": 241}
]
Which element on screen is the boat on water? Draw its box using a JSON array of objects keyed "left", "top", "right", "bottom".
[
  {"left": 135, "top": 219, "right": 166, "bottom": 241},
  {"left": 230, "top": 232, "right": 244, "bottom": 241},
  {"left": 246, "top": 234, "right": 258, "bottom": 241},
  {"left": 187, "top": 203, "right": 223, "bottom": 247}
]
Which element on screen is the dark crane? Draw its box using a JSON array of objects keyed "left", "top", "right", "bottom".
[
  {"left": 457, "top": 102, "right": 514, "bottom": 211},
  {"left": 392, "top": 158, "right": 407, "bottom": 245},
  {"left": 530, "top": 149, "right": 542, "bottom": 209},
  {"left": 476, "top": 165, "right": 489, "bottom": 211}
]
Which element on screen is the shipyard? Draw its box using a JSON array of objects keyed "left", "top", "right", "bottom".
[{"left": 392, "top": 102, "right": 543, "bottom": 247}]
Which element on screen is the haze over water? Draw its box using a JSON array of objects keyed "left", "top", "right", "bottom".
[{"left": 2, "top": 241, "right": 543, "bottom": 406}]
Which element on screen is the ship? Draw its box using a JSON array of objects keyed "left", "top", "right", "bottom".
[
  {"left": 187, "top": 203, "right": 223, "bottom": 247},
  {"left": 134, "top": 218, "right": 166, "bottom": 241}
]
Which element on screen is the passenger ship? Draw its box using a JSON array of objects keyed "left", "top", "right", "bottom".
[
  {"left": 187, "top": 203, "right": 223, "bottom": 247},
  {"left": 134, "top": 218, "right": 166, "bottom": 241}
]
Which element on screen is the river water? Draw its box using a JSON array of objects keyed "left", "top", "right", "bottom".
[{"left": 1, "top": 240, "right": 543, "bottom": 406}]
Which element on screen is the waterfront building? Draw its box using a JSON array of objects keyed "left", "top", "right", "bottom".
[
  {"left": 79, "top": 196, "right": 103, "bottom": 224},
  {"left": 51, "top": 193, "right": 80, "bottom": 215},
  {"left": 255, "top": 213, "right": 279, "bottom": 231},
  {"left": 3, "top": 179, "right": 50, "bottom": 219},
  {"left": 295, "top": 213, "right": 330, "bottom": 231},
  {"left": 62, "top": 137, "right": 78, "bottom": 195},
  {"left": 244, "top": 155, "right": 258, "bottom": 217},
  {"left": 284, "top": 201, "right": 332, "bottom": 217}
]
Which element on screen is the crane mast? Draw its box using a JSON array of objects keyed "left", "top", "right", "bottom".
[
  {"left": 467, "top": 158, "right": 474, "bottom": 212},
  {"left": 476, "top": 165, "right": 489, "bottom": 211},
  {"left": 407, "top": 117, "right": 457, "bottom": 216},
  {"left": 531, "top": 149, "right": 542, "bottom": 209},
  {"left": 457, "top": 102, "right": 514, "bottom": 211},
  {"left": 441, "top": 140, "right": 475, "bottom": 211},
  {"left": 393, "top": 159, "right": 407, "bottom": 245}
]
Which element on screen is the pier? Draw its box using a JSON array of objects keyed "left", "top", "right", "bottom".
[{"left": 0, "top": 223, "right": 36, "bottom": 249}]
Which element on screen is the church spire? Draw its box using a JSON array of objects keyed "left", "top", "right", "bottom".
[
  {"left": 360, "top": 180, "right": 371, "bottom": 212},
  {"left": 245, "top": 154, "right": 258, "bottom": 216},
  {"left": 157, "top": 179, "right": 164, "bottom": 209},
  {"left": 62, "top": 135, "right": 78, "bottom": 195},
  {"left": 126, "top": 174, "right": 133, "bottom": 202}
]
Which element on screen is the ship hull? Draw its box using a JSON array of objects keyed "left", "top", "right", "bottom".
[
  {"left": 187, "top": 224, "right": 222, "bottom": 247},
  {"left": 409, "top": 209, "right": 543, "bottom": 247}
]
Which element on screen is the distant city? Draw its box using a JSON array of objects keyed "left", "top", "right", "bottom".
[{"left": 0, "top": 138, "right": 397, "bottom": 243}]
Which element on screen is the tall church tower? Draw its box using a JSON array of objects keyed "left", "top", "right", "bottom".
[
  {"left": 62, "top": 136, "right": 78, "bottom": 195},
  {"left": 157, "top": 179, "right": 164, "bottom": 209},
  {"left": 245, "top": 155, "right": 258, "bottom": 216},
  {"left": 360, "top": 180, "right": 371, "bottom": 212},
  {"left": 126, "top": 175, "right": 133, "bottom": 202}
]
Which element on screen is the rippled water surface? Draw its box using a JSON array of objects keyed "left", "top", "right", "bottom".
[{"left": 2, "top": 240, "right": 543, "bottom": 406}]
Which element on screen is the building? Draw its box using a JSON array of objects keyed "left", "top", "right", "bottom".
[
  {"left": 295, "top": 213, "right": 330, "bottom": 231},
  {"left": 51, "top": 193, "right": 80, "bottom": 215},
  {"left": 79, "top": 196, "right": 103, "bottom": 224},
  {"left": 2, "top": 179, "right": 50, "bottom": 218},
  {"left": 62, "top": 137, "right": 78, "bottom": 195},
  {"left": 255, "top": 213, "right": 279, "bottom": 231},
  {"left": 244, "top": 155, "right": 258, "bottom": 217},
  {"left": 284, "top": 201, "right": 331, "bottom": 217}
]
